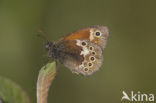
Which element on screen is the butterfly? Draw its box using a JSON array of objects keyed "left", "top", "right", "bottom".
[{"left": 44, "top": 25, "right": 109, "bottom": 76}]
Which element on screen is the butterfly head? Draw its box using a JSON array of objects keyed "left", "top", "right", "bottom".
[
  {"left": 45, "top": 41, "right": 56, "bottom": 59},
  {"left": 37, "top": 33, "right": 54, "bottom": 52},
  {"left": 45, "top": 41, "right": 53, "bottom": 50}
]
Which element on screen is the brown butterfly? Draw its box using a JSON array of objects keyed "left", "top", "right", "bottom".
[{"left": 44, "top": 25, "right": 109, "bottom": 76}]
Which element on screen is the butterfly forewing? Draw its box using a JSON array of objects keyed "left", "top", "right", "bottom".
[{"left": 61, "top": 25, "right": 109, "bottom": 49}]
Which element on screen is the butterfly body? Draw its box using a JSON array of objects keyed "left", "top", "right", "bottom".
[{"left": 45, "top": 25, "right": 109, "bottom": 76}]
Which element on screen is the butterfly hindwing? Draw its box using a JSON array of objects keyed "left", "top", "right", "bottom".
[
  {"left": 75, "top": 39, "right": 103, "bottom": 76},
  {"left": 53, "top": 39, "right": 103, "bottom": 76}
]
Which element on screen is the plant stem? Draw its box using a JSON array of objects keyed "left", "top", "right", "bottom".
[{"left": 37, "top": 62, "right": 57, "bottom": 103}]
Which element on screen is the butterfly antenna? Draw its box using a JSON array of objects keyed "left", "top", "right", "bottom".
[
  {"left": 37, "top": 30, "right": 50, "bottom": 43},
  {"left": 37, "top": 30, "right": 50, "bottom": 42},
  {"left": 37, "top": 30, "right": 53, "bottom": 44}
]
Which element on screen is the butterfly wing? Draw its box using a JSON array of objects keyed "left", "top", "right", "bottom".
[
  {"left": 74, "top": 39, "right": 103, "bottom": 76},
  {"left": 61, "top": 25, "right": 109, "bottom": 49},
  {"left": 53, "top": 39, "right": 103, "bottom": 76}
]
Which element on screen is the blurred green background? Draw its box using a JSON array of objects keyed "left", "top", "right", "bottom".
[{"left": 0, "top": 0, "right": 156, "bottom": 103}]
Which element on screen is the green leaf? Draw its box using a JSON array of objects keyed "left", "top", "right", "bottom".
[
  {"left": 0, "top": 77, "right": 31, "bottom": 103},
  {"left": 37, "top": 61, "right": 57, "bottom": 103}
]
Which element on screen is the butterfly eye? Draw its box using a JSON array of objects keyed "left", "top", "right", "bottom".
[
  {"left": 45, "top": 42, "right": 52, "bottom": 49},
  {"left": 81, "top": 42, "right": 87, "bottom": 46},
  {"left": 90, "top": 56, "right": 95, "bottom": 61},
  {"left": 95, "top": 32, "right": 101, "bottom": 36}
]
